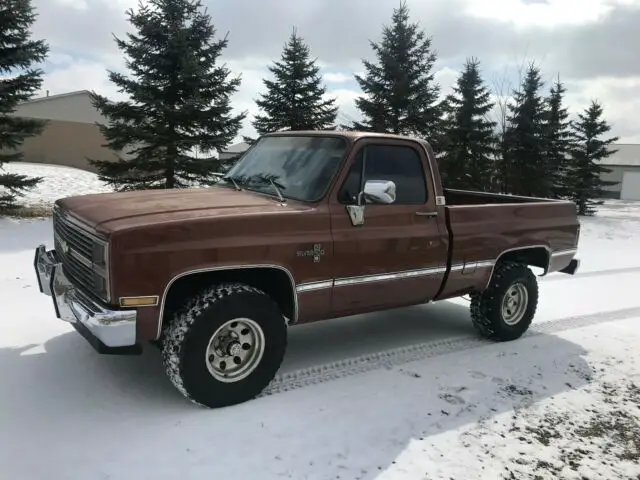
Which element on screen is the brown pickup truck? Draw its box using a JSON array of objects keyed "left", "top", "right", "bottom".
[{"left": 34, "top": 131, "right": 580, "bottom": 408}]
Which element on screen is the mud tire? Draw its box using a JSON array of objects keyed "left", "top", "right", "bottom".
[
  {"left": 470, "top": 261, "right": 538, "bottom": 341},
  {"left": 161, "top": 283, "right": 287, "bottom": 408}
]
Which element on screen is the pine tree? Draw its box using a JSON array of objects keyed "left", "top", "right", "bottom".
[
  {"left": 90, "top": 0, "right": 246, "bottom": 190},
  {"left": 0, "top": 0, "right": 48, "bottom": 211},
  {"left": 568, "top": 101, "right": 619, "bottom": 216},
  {"left": 250, "top": 29, "right": 338, "bottom": 138},
  {"left": 440, "top": 58, "right": 497, "bottom": 191},
  {"left": 502, "top": 63, "right": 549, "bottom": 197},
  {"left": 545, "top": 76, "right": 573, "bottom": 199},
  {"left": 352, "top": 1, "right": 443, "bottom": 146}
]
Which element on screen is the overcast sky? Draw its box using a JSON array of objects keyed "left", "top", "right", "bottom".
[{"left": 31, "top": 0, "right": 640, "bottom": 144}]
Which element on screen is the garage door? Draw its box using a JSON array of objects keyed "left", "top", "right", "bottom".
[{"left": 621, "top": 170, "right": 640, "bottom": 201}]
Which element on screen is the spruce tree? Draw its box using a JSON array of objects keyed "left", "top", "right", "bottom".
[
  {"left": 568, "top": 101, "right": 619, "bottom": 216},
  {"left": 440, "top": 58, "right": 497, "bottom": 191},
  {"left": 0, "top": 0, "right": 48, "bottom": 210},
  {"left": 502, "top": 63, "right": 549, "bottom": 197},
  {"left": 90, "top": 0, "right": 246, "bottom": 190},
  {"left": 352, "top": 1, "right": 442, "bottom": 146},
  {"left": 250, "top": 29, "right": 338, "bottom": 138},
  {"left": 545, "top": 76, "right": 573, "bottom": 199}
]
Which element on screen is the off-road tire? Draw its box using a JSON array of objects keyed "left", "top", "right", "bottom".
[
  {"left": 470, "top": 261, "right": 538, "bottom": 341},
  {"left": 161, "top": 283, "right": 287, "bottom": 408}
]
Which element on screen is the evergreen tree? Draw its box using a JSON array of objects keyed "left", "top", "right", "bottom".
[
  {"left": 502, "top": 63, "right": 549, "bottom": 197},
  {"left": 250, "top": 29, "right": 338, "bottom": 138},
  {"left": 568, "top": 101, "right": 619, "bottom": 216},
  {"left": 545, "top": 76, "right": 573, "bottom": 198},
  {"left": 352, "top": 1, "right": 443, "bottom": 146},
  {"left": 440, "top": 57, "right": 497, "bottom": 191},
  {"left": 90, "top": 0, "right": 246, "bottom": 190},
  {"left": 0, "top": 0, "right": 48, "bottom": 210}
]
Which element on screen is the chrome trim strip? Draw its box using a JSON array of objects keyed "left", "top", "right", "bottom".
[
  {"left": 296, "top": 280, "right": 333, "bottom": 293},
  {"left": 481, "top": 245, "right": 552, "bottom": 290},
  {"left": 298, "top": 261, "right": 498, "bottom": 293},
  {"left": 475, "top": 260, "right": 495, "bottom": 269},
  {"left": 157, "top": 264, "right": 298, "bottom": 339},
  {"left": 551, "top": 248, "right": 578, "bottom": 257},
  {"left": 334, "top": 267, "right": 446, "bottom": 287},
  {"left": 480, "top": 245, "right": 580, "bottom": 290},
  {"left": 449, "top": 261, "right": 495, "bottom": 273}
]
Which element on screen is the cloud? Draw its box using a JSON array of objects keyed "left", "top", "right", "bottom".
[
  {"left": 323, "top": 72, "right": 353, "bottom": 84},
  {"left": 564, "top": 76, "right": 640, "bottom": 143},
  {"left": 28, "top": 0, "right": 640, "bottom": 143}
]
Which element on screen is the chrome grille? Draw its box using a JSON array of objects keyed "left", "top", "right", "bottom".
[{"left": 53, "top": 208, "right": 109, "bottom": 301}]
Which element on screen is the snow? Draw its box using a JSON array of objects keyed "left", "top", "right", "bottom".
[
  {"left": 1, "top": 164, "right": 640, "bottom": 480},
  {"left": 1, "top": 162, "right": 112, "bottom": 208}
]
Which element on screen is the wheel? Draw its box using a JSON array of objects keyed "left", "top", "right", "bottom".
[
  {"left": 161, "top": 283, "right": 287, "bottom": 408},
  {"left": 470, "top": 261, "right": 538, "bottom": 341}
]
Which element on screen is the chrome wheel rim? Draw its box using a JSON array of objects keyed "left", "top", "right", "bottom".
[
  {"left": 501, "top": 283, "right": 529, "bottom": 326},
  {"left": 205, "top": 318, "right": 265, "bottom": 383}
]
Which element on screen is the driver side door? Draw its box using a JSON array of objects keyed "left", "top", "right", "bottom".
[{"left": 328, "top": 139, "right": 448, "bottom": 317}]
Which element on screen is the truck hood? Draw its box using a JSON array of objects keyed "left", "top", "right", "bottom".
[{"left": 56, "top": 187, "right": 309, "bottom": 232}]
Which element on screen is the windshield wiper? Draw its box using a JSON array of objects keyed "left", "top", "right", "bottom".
[
  {"left": 267, "top": 178, "right": 285, "bottom": 202},
  {"left": 211, "top": 172, "right": 240, "bottom": 190},
  {"left": 245, "top": 174, "right": 286, "bottom": 202}
]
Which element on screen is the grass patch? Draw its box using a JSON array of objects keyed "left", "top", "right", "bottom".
[{"left": 0, "top": 203, "right": 53, "bottom": 219}]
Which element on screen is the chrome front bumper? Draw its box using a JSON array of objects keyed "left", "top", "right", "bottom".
[{"left": 34, "top": 245, "right": 138, "bottom": 350}]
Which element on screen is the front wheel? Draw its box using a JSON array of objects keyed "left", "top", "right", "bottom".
[
  {"left": 162, "top": 283, "right": 287, "bottom": 408},
  {"left": 470, "top": 261, "right": 538, "bottom": 341}
]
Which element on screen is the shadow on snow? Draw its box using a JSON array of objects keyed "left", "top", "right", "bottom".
[{"left": 0, "top": 300, "right": 593, "bottom": 479}]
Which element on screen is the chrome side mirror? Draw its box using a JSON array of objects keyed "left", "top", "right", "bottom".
[
  {"left": 346, "top": 179, "right": 397, "bottom": 226},
  {"left": 363, "top": 180, "right": 396, "bottom": 204}
]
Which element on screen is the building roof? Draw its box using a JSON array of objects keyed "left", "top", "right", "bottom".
[
  {"left": 223, "top": 141, "right": 250, "bottom": 154},
  {"left": 19, "top": 90, "right": 92, "bottom": 105},
  {"left": 600, "top": 144, "right": 640, "bottom": 167}
]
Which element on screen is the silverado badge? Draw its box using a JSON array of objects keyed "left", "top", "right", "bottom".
[{"left": 296, "top": 244, "right": 325, "bottom": 263}]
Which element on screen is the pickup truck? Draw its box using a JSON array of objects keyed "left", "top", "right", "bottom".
[{"left": 34, "top": 131, "right": 581, "bottom": 408}]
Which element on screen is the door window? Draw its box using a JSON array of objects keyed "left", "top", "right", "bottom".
[{"left": 338, "top": 144, "right": 428, "bottom": 204}]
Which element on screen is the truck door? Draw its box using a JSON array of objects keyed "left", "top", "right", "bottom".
[{"left": 328, "top": 138, "right": 448, "bottom": 317}]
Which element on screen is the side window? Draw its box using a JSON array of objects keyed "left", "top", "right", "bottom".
[{"left": 338, "top": 144, "right": 428, "bottom": 204}]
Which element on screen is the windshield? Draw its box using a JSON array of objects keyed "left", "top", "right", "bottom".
[{"left": 224, "top": 135, "right": 347, "bottom": 202}]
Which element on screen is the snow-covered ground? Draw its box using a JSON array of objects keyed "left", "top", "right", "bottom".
[
  {"left": 1, "top": 164, "right": 639, "bottom": 479},
  {"left": 1, "top": 162, "right": 112, "bottom": 209}
]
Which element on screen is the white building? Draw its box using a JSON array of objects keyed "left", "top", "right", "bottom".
[
  {"left": 598, "top": 144, "right": 640, "bottom": 200},
  {"left": 5, "top": 90, "right": 118, "bottom": 173}
]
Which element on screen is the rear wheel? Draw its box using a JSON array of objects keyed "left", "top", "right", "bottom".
[
  {"left": 161, "top": 283, "right": 287, "bottom": 408},
  {"left": 470, "top": 261, "right": 538, "bottom": 341}
]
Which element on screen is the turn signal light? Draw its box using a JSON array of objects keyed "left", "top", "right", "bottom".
[{"left": 119, "top": 296, "right": 159, "bottom": 307}]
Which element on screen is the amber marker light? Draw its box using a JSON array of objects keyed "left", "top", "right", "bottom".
[{"left": 119, "top": 296, "right": 159, "bottom": 307}]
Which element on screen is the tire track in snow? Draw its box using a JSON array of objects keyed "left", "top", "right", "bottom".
[{"left": 261, "top": 305, "right": 640, "bottom": 397}]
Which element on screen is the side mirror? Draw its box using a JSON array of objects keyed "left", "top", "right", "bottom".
[
  {"left": 346, "top": 179, "right": 397, "bottom": 227},
  {"left": 363, "top": 180, "right": 396, "bottom": 204}
]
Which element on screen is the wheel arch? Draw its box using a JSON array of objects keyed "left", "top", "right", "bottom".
[
  {"left": 158, "top": 265, "right": 297, "bottom": 339},
  {"left": 482, "top": 245, "right": 550, "bottom": 291}
]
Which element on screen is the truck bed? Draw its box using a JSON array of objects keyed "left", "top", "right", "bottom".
[{"left": 434, "top": 188, "right": 580, "bottom": 301}]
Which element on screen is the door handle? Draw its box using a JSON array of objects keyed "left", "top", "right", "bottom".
[{"left": 415, "top": 211, "right": 437, "bottom": 217}]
